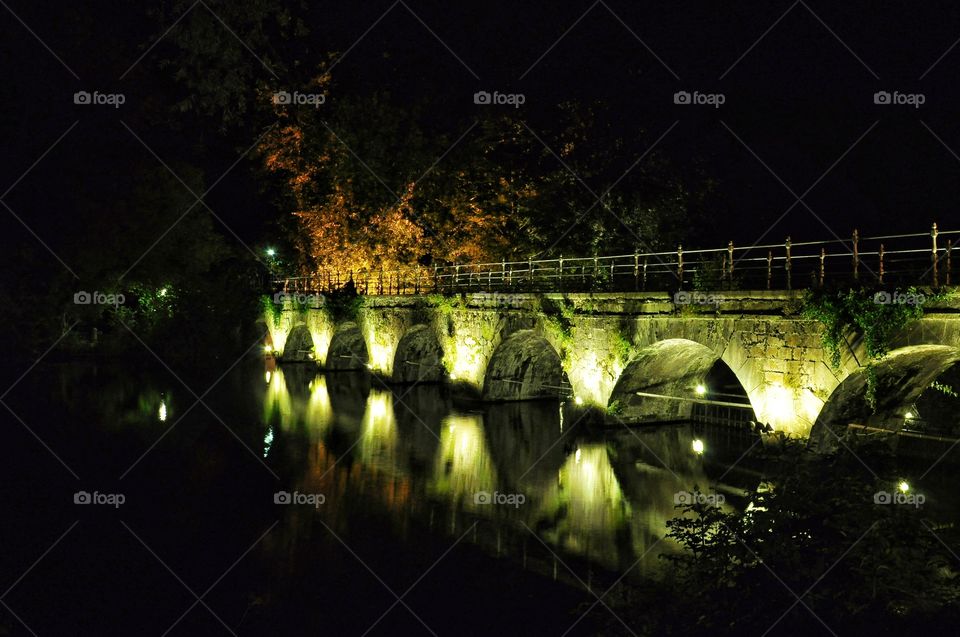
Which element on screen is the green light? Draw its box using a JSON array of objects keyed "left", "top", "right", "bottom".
[{"left": 266, "top": 248, "right": 276, "bottom": 257}]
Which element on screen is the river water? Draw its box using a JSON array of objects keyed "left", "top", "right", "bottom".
[{"left": 9, "top": 358, "right": 939, "bottom": 636}]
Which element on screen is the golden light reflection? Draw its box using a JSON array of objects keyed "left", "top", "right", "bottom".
[
  {"left": 549, "top": 444, "right": 629, "bottom": 561},
  {"left": 359, "top": 390, "right": 398, "bottom": 470},
  {"left": 304, "top": 375, "right": 333, "bottom": 437},
  {"left": 432, "top": 414, "right": 496, "bottom": 506},
  {"left": 263, "top": 367, "right": 294, "bottom": 427}
]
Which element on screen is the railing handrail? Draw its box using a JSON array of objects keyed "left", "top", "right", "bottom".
[{"left": 272, "top": 223, "right": 959, "bottom": 295}]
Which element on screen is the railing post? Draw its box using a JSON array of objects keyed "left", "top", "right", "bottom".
[
  {"left": 727, "top": 241, "right": 734, "bottom": 287},
  {"left": 932, "top": 222, "right": 940, "bottom": 288},
  {"left": 677, "top": 244, "right": 684, "bottom": 287},
  {"left": 852, "top": 229, "right": 859, "bottom": 281},
  {"left": 878, "top": 244, "right": 885, "bottom": 284},
  {"left": 416, "top": 266, "right": 422, "bottom": 294},
  {"left": 633, "top": 253, "right": 639, "bottom": 291},
  {"left": 559, "top": 255, "right": 564, "bottom": 291},
  {"left": 432, "top": 264, "right": 439, "bottom": 293},
  {"left": 642, "top": 257, "right": 648, "bottom": 291},
  {"left": 593, "top": 255, "right": 599, "bottom": 280},
  {"left": 767, "top": 250, "right": 773, "bottom": 290},
  {"left": 819, "top": 248, "right": 826, "bottom": 287},
  {"left": 947, "top": 239, "right": 953, "bottom": 286},
  {"left": 455, "top": 264, "right": 461, "bottom": 291},
  {"left": 528, "top": 258, "right": 534, "bottom": 287},
  {"left": 785, "top": 237, "right": 792, "bottom": 290}
]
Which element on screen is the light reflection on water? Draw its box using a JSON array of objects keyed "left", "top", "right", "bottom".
[{"left": 262, "top": 365, "right": 760, "bottom": 580}]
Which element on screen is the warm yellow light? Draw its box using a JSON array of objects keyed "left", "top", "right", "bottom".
[
  {"left": 898, "top": 481, "right": 910, "bottom": 494},
  {"left": 265, "top": 371, "right": 272, "bottom": 384},
  {"left": 692, "top": 439, "right": 704, "bottom": 455},
  {"left": 575, "top": 448, "right": 582, "bottom": 463},
  {"left": 263, "top": 344, "right": 273, "bottom": 353},
  {"left": 158, "top": 401, "right": 167, "bottom": 422},
  {"left": 905, "top": 411, "right": 914, "bottom": 420},
  {"left": 574, "top": 396, "right": 584, "bottom": 406},
  {"left": 695, "top": 384, "right": 706, "bottom": 396}
]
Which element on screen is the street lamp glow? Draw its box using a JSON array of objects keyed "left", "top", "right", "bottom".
[
  {"left": 265, "top": 247, "right": 276, "bottom": 257},
  {"left": 695, "top": 384, "right": 706, "bottom": 396},
  {"left": 898, "top": 481, "right": 910, "bottom": 494},
  {"left": 905, "top": 411, "right": 914, "bottom": 419},
  {"left": 692, "top": 438, "right": 705, "bottom": 455},
  {"left": 574, "top": 395, "right": 584, "bottom": 406}
]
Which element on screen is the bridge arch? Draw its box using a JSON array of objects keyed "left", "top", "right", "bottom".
[
  {"left": 483, "top": 330, "right": 565, "bottom": 401},
  {"left": 325, "top": 322, "right": 369, "bottom": 370},
  {"left": 809, "top": 344, "right": 960, "bottom": 451},
  {"left": 608, "top": 338, "right": 757, "bottom": 424},
  {"left": 281, "top": 323, "right": 315, "bottom": 362},
  {"left": 392, "top": 324, "right": 445, "bottom": 383}
]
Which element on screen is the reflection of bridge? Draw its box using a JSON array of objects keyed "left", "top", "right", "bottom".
[
  {"left": 276, "top": 224, "right": 959, "bottom": 295},
  {"left": 263, "top": 285, "right": 960, "bottom": 442},
  {"left": 263, "top": 369, "right": 756, "bottom": 578}
]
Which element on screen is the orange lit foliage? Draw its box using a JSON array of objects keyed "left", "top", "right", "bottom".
[{"left": 259, "top": 83, "right": 516, "bottom": 278}]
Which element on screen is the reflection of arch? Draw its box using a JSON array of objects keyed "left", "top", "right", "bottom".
[
  {"left": 482, "top": 330, "right": 564, "bottom": 401},
  {"left": 609, "top": 339, "right": 755, "bottom": 423},
  {"left": 392, "top": 325, "right": 445, "bottom": 383},
  {"left": 281, "top": 324, "right": 314, "bottom": 362},
  {"left": 325, "top": 323, "right": 368, "bottom": 370},
  {"left": 810, "top": 344, "right": 960, "bottom": 451}
]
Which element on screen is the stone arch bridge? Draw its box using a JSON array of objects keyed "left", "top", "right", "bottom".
[{"left": 262, "top": 291, "right": 960, "bottom": 440}]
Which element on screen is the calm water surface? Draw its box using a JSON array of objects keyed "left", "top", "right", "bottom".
[{"left": 9, "top": 359, "right": 947, "bottom": 635}]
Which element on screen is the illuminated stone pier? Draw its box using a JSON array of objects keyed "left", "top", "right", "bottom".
[{"left": 263, "top": 291, "right": 960, "bottom": 439}]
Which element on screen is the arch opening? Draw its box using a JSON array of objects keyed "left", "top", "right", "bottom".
[
  {"left": 325, "top": 323, "right": 369, "bottom": 371},
  {"left": 482, "top": 330, "right": 566, "bottom": 401},
  {"left": 608, "top": 338, "right": 756, "bottom": 424},
  {"left": 810, "top": 344, "right": 960, "bottom": 451},
  {"left": 392, "top": 325, "right": 445, "bottom": 384},
  {"left": 281, "top": 324, "right": 315, "bottom": 362}
]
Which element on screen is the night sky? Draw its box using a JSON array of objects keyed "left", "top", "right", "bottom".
[{"left": 5, "top": 1, "right": 960, "bottom": 257}]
